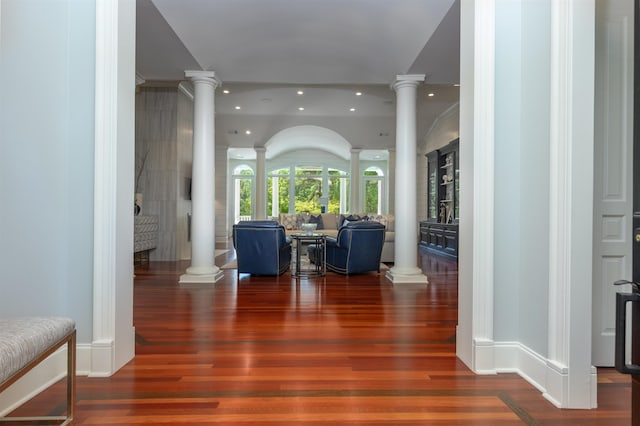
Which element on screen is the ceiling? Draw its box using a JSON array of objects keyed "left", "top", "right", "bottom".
[{"left": 135, "top": 0, "right": 461, "bottom": 159}]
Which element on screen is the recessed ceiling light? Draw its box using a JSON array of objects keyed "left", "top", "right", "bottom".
[
  {"left": 297, "top": 90, "right": 304, "bottom": 95},
  {"left": 427, "top": 93, "right": 435, "bottom": 97},
  {"left": 298, "top": 107, "right": 305, "bottom": 111},
  {"left": 234, "top": 106, "right": 241, "bottom": 110},
  {"left": 245, "top": 130, "right": 251, "bottom": 135},
  {"left": 222, "top": 89, "right": 230, "bottom": 94},
  {"left": 349, "top": 107, "right": 356, "bottom": 112},
  {"left": 453, "top": 83, "right": 461, "bottom": 87},
  {"left": 355, "top": 92, "right": 362, "bottom": 96}
]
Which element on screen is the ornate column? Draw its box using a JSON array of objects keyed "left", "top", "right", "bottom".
[
  {"left": 180, "top": 70, "right": 223, "bottom": 284},
  {"left": 387, "top": 75, "right": 428, "bottom": 284},
  {"left": 255, "top": 147, "right": 266, "bottom": 220},
  {"left": 350, "top": 148, "right": 361, "bottom": 213}
]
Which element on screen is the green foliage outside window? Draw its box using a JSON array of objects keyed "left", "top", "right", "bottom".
[
  {"left": 295, "top": 177, "right": 322, "bottom": 213},
  {"left": 267, "top": 176, "right": 290, "bottom": 214},
  {"left": 236, "top": 168, "right": 253, "bottom": 216},
  {"left": 238, "top": 179, "right": 252, "bottom": 215},
  {"left": 365, "top": 180, "right": 379, "bottom": 214},
  {"left": 364, "top": 169, "right": 382, "bottom": 215}
]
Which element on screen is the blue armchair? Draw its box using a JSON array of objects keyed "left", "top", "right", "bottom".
[
  {"left": 310, "top": 221, "right": 386, "bottom": 275},
  {"left": 232, "top": 220, "right": 292, "bottom": 276}
]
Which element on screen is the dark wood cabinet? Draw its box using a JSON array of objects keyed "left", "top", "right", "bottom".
[
  {"left": 421, "top": 139, "right": 459, "bottom": 258},
  {"left": 419, "top": 222, "right": 458, "bottom": 258}
]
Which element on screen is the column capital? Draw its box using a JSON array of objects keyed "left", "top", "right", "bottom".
[
  {"left": 185, "top": 70, "right": 222, "bottom": 88},
  {"left": 350, "top": 148, "right": 362, "bottom": 154},
  {"left": 254, "top": 146, "right": 267, "bottom": 154},
  {"left": 391, "top": 74, "right": 425, "bottom": 91}
]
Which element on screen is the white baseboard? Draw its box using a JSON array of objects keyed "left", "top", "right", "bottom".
[{"left": 473, "top": 339, "right": 597, "bottom": 408}]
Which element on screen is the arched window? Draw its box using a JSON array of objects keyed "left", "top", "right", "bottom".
[
  {"left": 363, "top": 167, "right": 384, "bottom": 214},
  {"left": 232, "top": 165, "right": 254, "bottom": 223}
]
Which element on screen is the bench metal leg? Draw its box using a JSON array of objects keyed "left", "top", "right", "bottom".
[{"left": 0, "top": 330, "right": 76, "bottom": 425}]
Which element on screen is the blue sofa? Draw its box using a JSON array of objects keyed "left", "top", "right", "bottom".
[
  {"left": 232, "top": 220, "right": 292, "bottom": 275},
  {"left": 309, "top": 221, "right": 386, "bottom": 275}
]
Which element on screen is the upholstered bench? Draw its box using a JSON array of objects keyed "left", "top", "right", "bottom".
[{"left": 0, "top": 317, "right": 76, "bottom": 425}]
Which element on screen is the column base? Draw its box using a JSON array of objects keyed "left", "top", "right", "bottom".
[
  {"left": 179, "top": 266, "right": 224, "bottom": 284},
  {"left": 385, "top": 266, "right": 428, "bottom": 284}
]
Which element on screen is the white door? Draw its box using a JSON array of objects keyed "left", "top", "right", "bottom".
[{"left": 592, "top": 0, "right": 634, "bottom": 366}]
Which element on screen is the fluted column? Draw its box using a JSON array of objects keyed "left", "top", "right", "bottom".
[
  {"left": 387, "top": 75, "right": 428, "bottom": 284},
  {"left": 350, "top": 148, "right": 361, "bottom": 213},
  {"left": 180, "top": 70, "right": 223, "bottom": 284},
  {"left": 255, "top": 146, "right": 266, "bottom": 219}
]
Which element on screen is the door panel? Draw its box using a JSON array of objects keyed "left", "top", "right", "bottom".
[{"left": 592, "top": 0, "right": 634, "bottom": 366}]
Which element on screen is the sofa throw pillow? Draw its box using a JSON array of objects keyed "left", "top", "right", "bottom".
[
  {"left": 321, "top": 213, "right": 338, "bottom": 230},
  {"left": 368, "top": 214, "right": 387, "bottom": 227},
  {"left": 281, "top": 214, "right": 299, "bottom": 230},
  {"left": 308, "top": 214, "right": 324, "bottom": 230},
  {"left": 368, "top": 214, "right": 394, "bottom": 230},
  {"left": 339, "top": 214, "right": 361, "bottom": 228}
]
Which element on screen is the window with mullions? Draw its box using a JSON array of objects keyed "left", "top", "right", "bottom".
[
  {"left": 267, "top": 168, "right": 290, "bottom": 215},
  {"left": 363, "top": 167, "right": 384, "bottom": 215},
  {"left": 232, "top": 165, "right": 254, "bottom": 223},
  {"left": 295, "top": 166, "right": 323, "bottom": 213},
  {"left": 268, "top": 165, "right": 350, "bottom": 215},
  {"left": 327, "top": 169, "right": 348, "bottom": 214}
]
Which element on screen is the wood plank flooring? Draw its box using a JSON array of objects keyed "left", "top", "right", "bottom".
[{"left": 6, "top": 245, "right": 632, "bottom": 424}]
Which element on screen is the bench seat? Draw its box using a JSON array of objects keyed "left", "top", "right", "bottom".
[{"left": 0, "top": 317, "right": 76, "bottom": 425}]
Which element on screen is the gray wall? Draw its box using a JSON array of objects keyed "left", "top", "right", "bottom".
[
  {"left": 493, "top": 0, "right": 551, "bottom": 353},
  {"left": 0, "top": 0, "right": 96, "bottom": 342},
  {"left": 135, "top": 86, "right": 194, "bottom": 261}
]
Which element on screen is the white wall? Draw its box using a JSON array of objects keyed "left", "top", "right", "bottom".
[
  {"left": 216, "top": 114, "right": 396, "bottom": 151},
  {"left": 0, "top": 0, "right": 95, "bottom": 341},
  {"left": 422, "top": 104, "right": 460, "bottom": 154}
]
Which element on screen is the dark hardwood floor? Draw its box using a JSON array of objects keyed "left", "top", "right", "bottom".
[{"left": 7, "top": 244, "right": 632, "bottom": 424}]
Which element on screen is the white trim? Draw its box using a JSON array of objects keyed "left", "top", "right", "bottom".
[
  {"left": 472, "top": 338, "right": 497, "bottom": 374},
  {"left": 471, "top": 0, "right": 496, "bottom": 368},
  {"left": 548, "top": 0, "right": 572, "bottom": 374},
  {"left": 547, "top": 0, "right": 597, "bottom": 408},
  {"left": 93, "top": 0, "right": 118, "bottom": 370},
  {"left": 93, "top": 0, "right": 136, "bottom": 376},
  {"left": 477, "top": 340, "right": 597, "bottom": 409}
]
